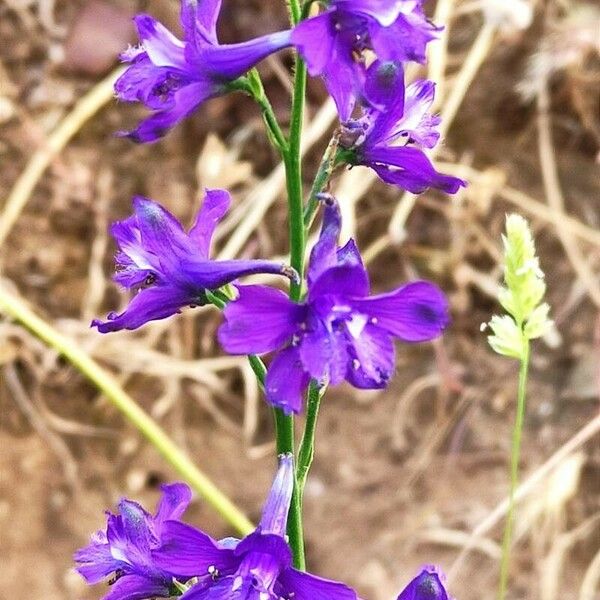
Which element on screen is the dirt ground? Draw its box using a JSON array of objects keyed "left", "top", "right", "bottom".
[{"left": 1, "top": 1, "right": 599, "bottom": 599}]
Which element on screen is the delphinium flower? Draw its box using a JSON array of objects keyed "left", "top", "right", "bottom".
[
  {"left": 115, "top": 0, "right": 292, "bottom": 142},
  {"left": 74, "top": 483, "right": 192, "bottom": 600},
  {"left": 338, "top": 60, "right": 466, "bottom": 194},
  {"left": 292, "top": 0, "right": 440, "bottom": 119},
  {"left": 93, "top": 189, "right": 296, "bottom": 333},
  {"left": 152, "top": 454, "right": 358, "bottom": 599},
  {"left": 218, "top": 196, "right": 449, "bottom": 414},
  {"left": 396, "top": 567, "right": 452, "bottom": 600}
]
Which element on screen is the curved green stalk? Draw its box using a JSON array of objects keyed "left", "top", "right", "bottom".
[
  {"left": 231, "top": 75, "right": 288, "bottom": 156},
  {"left": 303, "top": 138, "right": 340, "bottom": 229},
  {"left": 296, "top": 381, "right": 323, "bottom": 494},
  {"left": 498, "top": 340, "right": 530, "bottom": 600},
  {"left": 0, "top": 286, "right": 254, "bottom": 535}
]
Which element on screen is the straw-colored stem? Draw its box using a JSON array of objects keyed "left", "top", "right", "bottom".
[{"left": 0, "top": 286, "right": 254, "bottom": 535}]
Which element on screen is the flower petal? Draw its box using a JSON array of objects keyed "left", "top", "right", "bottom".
[
  {"left": 396, "top": 567, "right": 450, "bottom": 600},
  {"left": 352, "top": 281, "right": 450, "bottom": 341},
  {"left": 115, "top": 54, "right": 184, "bottom": 109},
  {"left": 258, "top": 453, "right": 294, "bottom": 536},
  {"left": 181, "top": 577, "right": 248, "bottom": 600},
  {"left": 291, "top": 13, "right": 335, "bottom": 76},
  {"left": 234, "top": 531, "right": 292, "bottom": 571},
  {"left": 123, "top": 81, "right": 213, "bottom": 143},
  {"left": 103, "top": 574, "right": 171, "bottom": 600},
  {"left": 279, "top": 567, "right": 358, "bottom": 600},
  {"left": 188, "top": 188, "right": 231, "bottom": 258},
  {"left": 265, "top": 346, "right": 310, "bottom": 414},
  {"left": 182, "top": 0, "right": 222, "bottom": 44},
  {"left": 387, "top": 80, "right": 441, "bottom": 149},
  {"left": 335, "top": 0, "right": 405, "bottom": 26},
  {"left": 182, "top": 258, "right": 295, "bottom": 290},
  {"left": 323, "top": 48, "right": 364, "bottom": 122},
  {"left": 110, "top": 216, "right": 157, "bottom": 289},
  {"left": 74, "top": 537, "right": 115, "bottom": 584},
  {"left": 366, "top": 146, "right": 466, "bottom": 194},
  {"left": 309, "top": 264, "right": 370, "bottom": 300},
  {"left": 132, "top": 197, "right": 195, "bottom": 274},
  {"left": 363, "top": 60, "right": 405, "bottom": 125},
  {"left": 154, "top": 483, "right": 192, "bottom": 529},
  {"left": 298, "top": 321, "right": 333, "bottom": 381},
  {"left": 219, "top": 285, "right": 301, "bottom": 355},
  {"left": 134, "top": 15, "right": 186, "bottom": 69},
  {"left": 199, "top": 31, "right": 292, "bottom": 80},
  {"left": 344, "top": 323, "right": 395, "bottom": 389},
  {"left": 118, "top": 499, "right": 153, "bottom": 556},
  {"left": 152, "top": 521, "right": 238, "bottom": 578},
  {"left": 308, "top": 197, "right": 342, "bottom": 286},
  {"left": 91, "top": 285, "right": 190, "bottom": 333},
  {"left": 370, "top": 10, "right": 440, "bottom": 64}
]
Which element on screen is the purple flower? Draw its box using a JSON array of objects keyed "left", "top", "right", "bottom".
[
  {"left": 292, "top": 0, "right": 439, "bottom": 120},
  {"left": 93, "top": 189, "right": 296, "bottom": 333},
  {"left": 116, "top": 0, "right": 291, "bottom": 142},
  {"left": 397, "top": 567, "right": 452, "bottom": 600},
  {"left": 152, "top": 454, "right": 358, "bottom": 600},
  {"left": 74, "top": 483, "right": 192, "bottom": 600},
  {"left": 218, "top": 197, "right": 449, "bottom": 414},
  {"left": 340, "top": 61, "right": 466, "bottom": 194}
]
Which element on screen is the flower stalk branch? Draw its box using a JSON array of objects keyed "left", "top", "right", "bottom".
[
  {"left": 303, "top": 136, "right": 341, "bottom": 229},
  {"left": 296, "top": 381, "right": 323, "bottom": 495}
]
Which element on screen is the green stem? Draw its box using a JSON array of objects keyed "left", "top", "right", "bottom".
[
  {"left": 287, "top": 0, "right": 302, "bottom": 24},
  {"left": 285, "top": 57, "right": 308, "bottom": 300},
  {"left": 0, "top": 287, "right": 254, "bottom": 535},
  {"left": 272, "top": 15, "right": 308, "bottom": 569},
  {"left": 231, "top": 75, "right": 288, "bottom": 156},
  {"left": 296, "top": 381, "right": 322, "bottom": 494},
  {"left": 498, "top": 339, "right": 530, "bottom": 600},
  {"left": 274, "top": 408, "right": 306, "bottom": 570},
  {"left": 303, "top": 138, "right": 340, "bottom": 229},
  {"left": 248, "top": 354, "right": 267, "bottom": 384}
]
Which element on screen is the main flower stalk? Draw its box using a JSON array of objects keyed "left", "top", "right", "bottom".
[{"left": 276, "top": 0, "right": 309, "bottom": 572}]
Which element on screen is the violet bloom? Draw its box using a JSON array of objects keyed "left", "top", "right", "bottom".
[
  {"left": 340, "top": 61, "right": 466, "bottom": 194},
  {"left": 397, "top": 567, "right": 452, "bottom": 600},
  {"left": 152, "top": 454, "right": 358, "bottom": 600},
  {"left": 74, "top": 483, "right": 192, "bottom": 600},
  {"left": 93, "top": 189, "right": 295, "bottom": 333},
  {"left": 219, "top": 197, "right": 449, "bottom": 414},
  {"left": 292, "top": 0, "right": 439, "bottom": 120},
  {"left": 116, "top": 0, "right": 291, "bottom": 142}
]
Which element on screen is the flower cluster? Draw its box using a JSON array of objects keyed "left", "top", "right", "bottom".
[
  {"left": 79, "top": 2, "right": 464, "bottom": 599},
  {"left": 116, "top": 0, "right": 464, "bottom": 195},
  {"left": 75, "top": 455, "right": 452, "bottom": 600}
]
